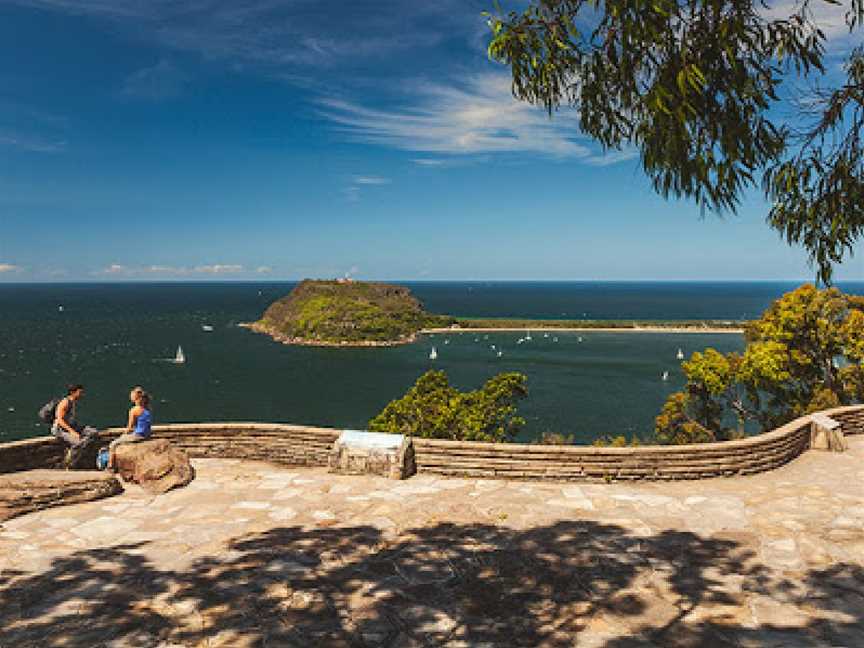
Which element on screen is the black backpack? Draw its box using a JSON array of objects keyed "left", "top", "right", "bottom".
[{"left": 38, "top": 397, "right": 61, "bottom": 424}]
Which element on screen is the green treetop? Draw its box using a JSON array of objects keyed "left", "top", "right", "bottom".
[
  {"left": 369, "top": 370, "right": 529, "bottom": 442},
  {"left": 655, "top": 284, "right": 864, "bottom": 443},
  {"left": 485, "top": 0, "right": 864, "bottom": 283}
]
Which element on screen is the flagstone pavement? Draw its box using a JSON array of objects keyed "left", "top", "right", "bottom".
[{"left": 1, "top": 437, "right": 863, "bottom": 647}]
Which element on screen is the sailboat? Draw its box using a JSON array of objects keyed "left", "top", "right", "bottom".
[
  {"left": 201, "top": 325, "right": 214, "bottom": 332},
  {"left": 676, "top": 348, "right": 684, "bottom": 360},
  {"left": 429, "top": 347, "right": 438, "bottom": 360},
  {"left": 174, "top": 345, "right": 186, "bottom": 364},
  {"left": 661, "top": 371, "right": 669, "bottom": 381},
  {"left": 525, "top": 331, "right": 532, "bottom": 341}
]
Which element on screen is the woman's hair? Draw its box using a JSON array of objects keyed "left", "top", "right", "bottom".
[
  {"left": 66, "top": 383, "right": 84, "bottom": 395},
  {"left": 131, "top": 385, "right": 144, "bottom": 396},
  {"left": 138, "top": 391, "right": 152, "bottom": 408}
]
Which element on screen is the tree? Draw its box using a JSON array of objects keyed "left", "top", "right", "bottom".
[
  {"left": 369, "top": 370, "right": 528, "bottom": 442},
  {"left": 655, "top": 284, "right": 864, "bottom": 443},
  {"left": 485, "top": 0, "right": 864, "bottom": 282}
]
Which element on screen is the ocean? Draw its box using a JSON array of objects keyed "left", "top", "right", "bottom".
[{"left": 1, "top": 281, "right": 861, "bottom": 444}]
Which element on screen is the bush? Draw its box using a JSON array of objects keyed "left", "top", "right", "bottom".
[
  {"left": 369, "top": 370, "right": 528, "bottom": 442},
  {"left": 536, "top": 432, "right": 574, "bottom": 445}
]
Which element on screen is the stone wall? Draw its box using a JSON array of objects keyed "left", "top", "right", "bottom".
[
  {"left": 411, "top": 405, "right": 864, "bottom": 481},
  {"left": 1, "top": 405, "right": 861, "bottom": 480}
]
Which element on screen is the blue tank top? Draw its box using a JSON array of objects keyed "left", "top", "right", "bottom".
[{"left": 134, "top": 408, "right": 152, "bottom": 438}]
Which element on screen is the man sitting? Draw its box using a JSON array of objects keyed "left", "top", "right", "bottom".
[{"left": 52, "top": 383, "right": 98, "bottom": 468}]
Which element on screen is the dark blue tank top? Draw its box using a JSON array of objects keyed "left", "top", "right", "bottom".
[{"left": 134, "top": 408, "right": 152, "bottom": 438}]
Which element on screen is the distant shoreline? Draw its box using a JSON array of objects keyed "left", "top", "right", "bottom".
[
  {"left": 239, "top": 322, "right": 418, "bottom": 348},
  {"left": 422, "top": 326, "right": 744, "bottom": 335},
  {"left": 241, "top": 320, "right": 745, "bottom": 347}
]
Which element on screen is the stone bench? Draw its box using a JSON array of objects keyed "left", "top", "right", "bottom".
[
  {"left": 329, "top": 430, "right": 415, "bottom": 479},
  {"left": 810, "top": 414, "right": 847, "bottom": 452},
  {"left": 0, "top": 469, "right": 123, "bottom": 522}
]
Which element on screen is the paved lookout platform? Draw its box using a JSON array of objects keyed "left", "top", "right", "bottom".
[{"left": 0, "top": 436, "right": 862, "bottom": 647}]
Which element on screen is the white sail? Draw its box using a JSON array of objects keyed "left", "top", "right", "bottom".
[
  {"left": 429, "top": 347, "right": 437, "bottom": 360},
  {"left": 662, "top": 371, "right": 669, "bottom": 381},
  {"left": 676, "top": 348, "right": 684, "bottom": 360},
  {"left": 175, "top": 345, "right": 186, "bottom": 364}
]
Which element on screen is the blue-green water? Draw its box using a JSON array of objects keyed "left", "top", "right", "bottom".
[{"left": 1, "top": 281, "right": 861, "bottom": 443}]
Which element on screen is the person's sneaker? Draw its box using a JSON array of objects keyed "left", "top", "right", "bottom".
[{"left": 63, "top": 448, "right": 74, "bottom": 470}]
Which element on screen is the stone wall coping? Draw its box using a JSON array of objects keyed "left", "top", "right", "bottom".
[{"left": 412, "top": 404, "right": 864, "bottom": 454}]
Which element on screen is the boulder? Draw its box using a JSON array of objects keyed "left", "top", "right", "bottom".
[
  {"left": 0, "top": 469, "right": 123, "bottom": 522},
  {"left": 114, "top": 438, "right": 195, "bottom": 494}
]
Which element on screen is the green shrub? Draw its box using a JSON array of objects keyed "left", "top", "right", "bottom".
[{"left": 369, "top": 370, "right": 528, "bottom": 442}]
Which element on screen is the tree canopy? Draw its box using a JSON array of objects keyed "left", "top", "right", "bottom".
[
  {"left": 486, "top": 0, "right": 864, "bottom": 283},
  {"left": 655, "top": 284, "right": 864, "bottom": 444},
  {"left": 369, "top": 370, "right": 529, "bottom": 442}
]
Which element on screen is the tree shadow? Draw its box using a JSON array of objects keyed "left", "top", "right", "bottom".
[{"left": 1, "top": 520, "right": 861, "bottom": 647}]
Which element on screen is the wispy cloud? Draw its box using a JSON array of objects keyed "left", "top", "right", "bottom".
[
  {"left": 0, "top": 263, "right": 21, "bottom": 273},
  {"left": 319, "top": 73, "right": 633, "bottom": 165},
  {"left": 256, "top": 265, "right": 272, "bottom": 274},
  {"left": 342, "top": 174, "right": 392, "bottom": 202},
  {"left": 121, "top": 59, "right": 188, "bottom": 100},
  {"left": 0, "top": 131, "right": 66, "bottom": 153},
  {"left": 353, "top": 175, "right": 391, "bottom": 185},
  {"left": 96, "top": 263, "right": 245, "bottom": 276},
  {"left": 194, "top": 264, "right": 244, "bottom": 274},
  {"left": 8, "top": 0, "right": 476, "bottom": 76}
]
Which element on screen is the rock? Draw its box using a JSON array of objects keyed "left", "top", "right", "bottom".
[
  {"left": 0, "top": 469, "right": 123, "bottom": 522},
  {"left": 113, "top": 438, "right": 195, "bottom": 494}
]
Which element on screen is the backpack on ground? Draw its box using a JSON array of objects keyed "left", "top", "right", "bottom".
[
  {"left": 96, "top": 447, "right": 110, "bottom": 471},
  {"left": 38, "top": 398, "right": 61, "bottom": 424}
]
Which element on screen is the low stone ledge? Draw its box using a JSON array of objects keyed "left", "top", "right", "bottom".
[
  {"left": 0, "top": 406, "right": 861, "bottom": 483},
  {"left": 0, "top": 469, "right": 123, "bottom": 522}
]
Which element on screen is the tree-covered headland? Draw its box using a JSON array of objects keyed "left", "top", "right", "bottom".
[{"left": 254, "top": 279, "right": 454, "bottom": 345}]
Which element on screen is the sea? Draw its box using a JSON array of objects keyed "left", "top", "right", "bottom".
[{"left": 2, "top": 281, "right": 862, "bottom": 444}]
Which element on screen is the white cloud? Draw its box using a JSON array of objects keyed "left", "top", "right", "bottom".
[
  {"left": 121, "top": 60, "right": 188, "bottom": 100},
  {"left": 193, "top": 264, "right": 244, "bottom": 274},
  {"left": 96, "top": 263, "right": 244, "bottom": 276},
  {"left": 0, "top": 131, "right": 66, "bottom": 153},
  {"left": 0, "top": 263, "right": 21, "bottom": 273},
  {"left": 319, "top": 73, "right": 634, "bottom": 164},
  {"left": 763, "top": 0, "right": 856, "bottom": 42},
  {"left": 7, "top": 0, "right": 471, "bottom": 73},
  {"left": 353, "top": 175, "right": 391, "bottom": 185},
  {"left": 256, "top": 266, "right": 273, "bottom": 274},
  {"left": 412, "top": 158, "right": 449, "bottom": 167}
]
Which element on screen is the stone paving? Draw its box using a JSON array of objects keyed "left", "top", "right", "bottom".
[{"left": 1, "top": 438, "right": 863, "bottom": 647}]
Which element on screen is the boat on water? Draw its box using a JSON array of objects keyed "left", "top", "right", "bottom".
[
  {"left": 676, "top": 348, "right": 684, "bottom": 360},
  {"left": 662, "top": 371, "right": 669, "bottom": 381},
  {"left": 174, "top": 345, "right": 186, "bottom": 364},
  {"left": 429, "top": 347, "right": 438, "bottom": 360},
  {"left": 202, "top": 325, "right": 214, "bottom": 332}
]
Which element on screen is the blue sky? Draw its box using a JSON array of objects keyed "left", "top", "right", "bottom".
[{"left": 0, "top": 0, "right": 862, "bottom": 282}]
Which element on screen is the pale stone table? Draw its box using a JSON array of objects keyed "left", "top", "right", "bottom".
[{"left": 1, "top": 438, "right": 862, "bottom": 647}]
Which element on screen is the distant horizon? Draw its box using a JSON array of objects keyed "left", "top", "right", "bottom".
[{"left": 3, "top": 278, "right": 864, "bottom": 286}]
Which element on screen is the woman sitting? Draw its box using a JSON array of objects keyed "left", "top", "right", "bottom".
[{"left": 108, "top": 387, "right": 153, "bottom": 471}]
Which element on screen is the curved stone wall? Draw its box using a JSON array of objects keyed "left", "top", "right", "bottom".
[
  {"left": 1, "top": 405, "right": 861, "bottom": 480},
  {"left": 412, "top": 405, "right": 864, "bottom": 480}
]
